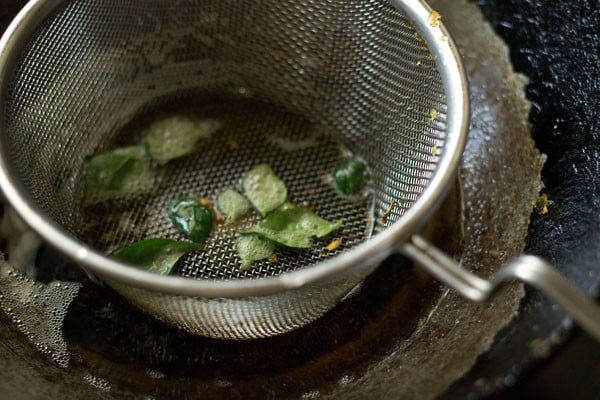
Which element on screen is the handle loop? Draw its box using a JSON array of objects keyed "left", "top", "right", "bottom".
[{"left": 401, "top": 235, "right": 600, "bottom": 341}]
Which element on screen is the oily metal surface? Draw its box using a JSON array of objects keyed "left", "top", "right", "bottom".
[{"left": 0, "top": 1, "right": 542, "bottom": 399}]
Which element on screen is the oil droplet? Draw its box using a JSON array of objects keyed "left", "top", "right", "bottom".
[{"left": 0, "top": 255, "right": 81, "bottom": 368}]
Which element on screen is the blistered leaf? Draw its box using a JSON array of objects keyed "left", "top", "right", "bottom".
[
  {"left": 242, "top": 163, "right": 287, "bottom": 216},
  {"left": 247, "top": 208, "right": 342, "bottom": 249},
  {"left": 113, "top": 238, "right": 200, "bottom": 275},
  {"left": 216, "top": 189, "right": 251, "bottom": 223},
  {"left": 145, "top": 116, "right": 221, "bottom": 165},
  {"left": 236, "top": 233, "right": 275, "bottom": 268},
  {"left": 84, "top": 144, "right": 151, "bottom": 204}
]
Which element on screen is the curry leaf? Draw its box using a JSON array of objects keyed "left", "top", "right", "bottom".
[
  {"left": 332, "top": 159, "right": 366, "bottom": 195},
  {"left": 216, "top": 189, "right": 251, "bottom": 223},
  {"left": 169, "top": 197, "right": 213, "bottom": 243},
  {"left": 113, "top": 238, "right": 200, "bottom": 275},
  {"left": 84, "top": 144, "right": 151, "bottom": 204},
  {"left": 145, "top": 116, "right": 221, "bottom": 165},
  {"left": 246, "top": 208, "right": 342, "bottom": 249},
  {"left": 236, "top": 233, "right": 275, "bottom": 268},
  {"left": 242, "top": 163, "right": 287, "bottom": 216}
]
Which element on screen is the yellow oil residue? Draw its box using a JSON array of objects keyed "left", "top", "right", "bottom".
[
  {"left": 534, "top": 193, "right": 549, "bottom": 215},
  {"left": 428, "top": 10, "right": 442, "bottom": 28},
  {"left": 199, "top": 198, "right": 213, "bottom": 207},
  {"left": 430, "top": 108, "right": 439, "bottom": 120},
  {"left": 325, "top": 240, "right": 342, "bottom": 251},
  {"left": 228, "top": 137, "right": 239, "bottom": 150}
]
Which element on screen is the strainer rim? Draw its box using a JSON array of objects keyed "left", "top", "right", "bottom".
[{"left": 0, "top": 0, "right": 468, "bottom": 298}]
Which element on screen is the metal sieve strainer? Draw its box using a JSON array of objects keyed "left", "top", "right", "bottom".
[{"left": 0, "top": 0, "right": 598, "bottom": 340}]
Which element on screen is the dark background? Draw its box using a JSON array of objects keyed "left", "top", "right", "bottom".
[
  {"left": 494, "top": 332, "right": 600, "bottom": 399},
  {"left": 473, "top": 0, "right": 600, "bottom": 398}
]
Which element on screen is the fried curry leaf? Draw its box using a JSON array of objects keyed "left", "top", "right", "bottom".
[
  {"left": 113, "top": 238, "right": 200, "bottom": 275},
  {"left": 332, "top": 158, "right": 366, "bottom": 195},
  {"left": 145, "top": 116, "right": 221, "bottom": 165},
  {"left": 236, "top": 233, "right": 275, "bottom": 268},
  {"left": 246, "top": 208, "right": 342, "bottom": 249},
  {"left": 242, "top": 163, "right": 287, "bottom": 216},
  {"left": 169, "top": 196, "right": 213, "bottom": 243},
  {"left": 84, "top": 144, "right": 151, "bottom": 204},
  {"left": 216, "top": 189, "right": 251, "bottom": 223}
]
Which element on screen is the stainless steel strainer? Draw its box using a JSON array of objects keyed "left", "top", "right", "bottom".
[{"left": 0, "top": 0, "right": 598, "bottom": 341}]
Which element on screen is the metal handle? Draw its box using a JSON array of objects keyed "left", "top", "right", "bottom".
[{"left": 401, "top": 234, "right": 600, "bottom": 341}]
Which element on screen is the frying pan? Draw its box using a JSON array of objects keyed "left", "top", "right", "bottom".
[
  {"left": 445, "top": 0, "right": 600, "bottom": 396},
  {"left": 0, "top": 0, "right": 597, "bottom": 398}
]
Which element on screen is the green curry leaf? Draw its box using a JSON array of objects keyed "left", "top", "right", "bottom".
[
  {"left": 145, "top": 116, "right": 221, "bottom": 165},
  {"left": 216, "top": 189, "right": 251, "bottom": 223},
  {"left": 169, "top": 197, "right": 213, "bottom": 243},
  {"left": 242, "top": 163, "right": 287, "bottom": 216},
  {"left": 236, "top": 233, "right": 275, "bottom": 268},
  {"left": 113, "top": 238, "right": 201, "bottom": 275},
  {"left": 84, "top": 144, "right": 151, "bottom": 204},
  {"left": 246, "top": 208, "right": 342, "bottom": 249},
  {"left": 332, "top": 159, "right": 366, "bottom": 195}
]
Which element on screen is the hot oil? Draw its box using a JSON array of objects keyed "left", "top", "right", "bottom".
[
  {"left": 0, "top": 255, "right": 80, "bottom": 368},
  {"left": 80, "top": 94, "right": 375, "bottom": 279},
  {"left": 0, "top": 90, "right": 451, "bottom": 398},
  {"left": 21, "top": 93, "right": 443, "bottom": 397},
  {"left": 35, "top": 243, "right": 441, "bottom": 398},
  {"left": 0, "top": 131, "right": 449, "bottom": 399}
]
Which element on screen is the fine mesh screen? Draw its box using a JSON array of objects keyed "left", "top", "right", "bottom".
[{"left": 1, "top": 0, "right": 448, "bottom": 337}]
